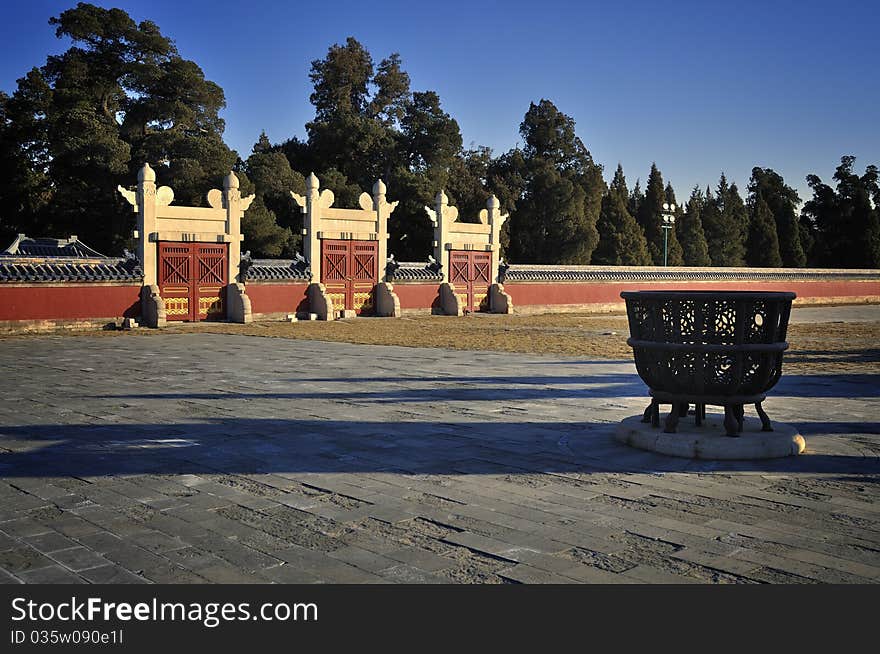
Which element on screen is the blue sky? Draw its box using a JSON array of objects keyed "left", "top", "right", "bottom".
[{"left": 2, "top": 0, "right": 878, "bottom": 205}]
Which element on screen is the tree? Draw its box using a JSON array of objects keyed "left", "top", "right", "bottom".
[
  {"left": 0, "top": 3, "right": 237, "bottom": 254},
  {"left": 237, "top": 132, "right": 306, "bottom": 257},
  {"left": 303, "top": 37, "right": 402, "bottom": 186},
  {"left": 627, "top": 179, "right": 644, "bottom": 219},
  {"left": 801, "top": 156, "right": 880, "bottom": 267},
  {"left": 702, "top": 173, "right": 747, "bottom": 266},
  {"left": 676, "top": 187, "right": 711, "bottom": 266},
  {"left": 746, "top": 194, "right": 782, "bottom": 267},
  {"left": 635, "top": 163, "right": 683, "bottom": 265},
  {"left": 748, "top": 167, "right": 805, "bottom": 267},
  {"left": 294, "top": 37, "right": 489, "bottom": 262},
  {"left": 503, "top": 100, "right": 604, "bottom": 264},
  {"left": 593, "top": 164, "right": 651, "bottom": 265}
]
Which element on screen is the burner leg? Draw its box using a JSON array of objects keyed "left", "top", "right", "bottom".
[
  {"left": 723, "top": 406, "right": 740, "bottom": 437},
  {"left": 755, "top": 402, "right": 773, "bottom": 431},
  {"left": 642, "top": 400, "right": 654, "bottom": 423},
  {"left": 664, "top": 402, "right": 682, "bottom": 433}
]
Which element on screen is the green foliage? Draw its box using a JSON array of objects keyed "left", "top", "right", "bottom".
[
  {"left": 627, "top": 179, "right": 644, "bottom": 219},
  {"left": 446, "top": 147, "right": 493, "bottom": 222},
  {"left": 801, "top": 156, "right": 880, "bottom": 268},
  {"left": 290, "top": 37, "right": 481, "bottom": 261},
  {"left": 702, "top": 174, "right": 747, "bottom": 266},
  {"left": 239, "top": 193, "right": 291, "bottom": 259},
  {"left": 748, "top": 167, "right": 805, "bottom": 267},
  {"left": 503, "top": 100, "right": 604, "bottom": 264},
  {"left": 746, "top": 194, "right": 783, "bottom": 267},
  {"left": 0, "top": 3, "right": 237, "bottom": 254},
  {"left": 237, "top": 132, "right": 306, "bottom": 257},
  {"left": 676, "top": 187, "right": 711, "bottom": 266},
  {"left": 594, "top": 165, "right": 651, "bottom": 265},
  {"left": 635, "top": 164, "right": 683, "bottom": 265}
]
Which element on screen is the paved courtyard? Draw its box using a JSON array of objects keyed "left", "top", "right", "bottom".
[{"left": 0, "top": 329, "right": 878, "bottom": 584}]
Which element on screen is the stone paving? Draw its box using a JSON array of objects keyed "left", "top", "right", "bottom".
[{"left": 0, "top": 331, "right": 878, "bottom": 584}]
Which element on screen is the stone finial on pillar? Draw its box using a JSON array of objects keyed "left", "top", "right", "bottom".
[
  {"left": 224, "top": 171, "right": 240, "bottom": 190},
  {"left": 373, "top": 179, "right": 387, "bottom": 205},
  {"left": 307, "top": 172, "right": 320, "bottom": 194},
  {"left": 138, "top": 163, "right": 156, "bottom": 183}
]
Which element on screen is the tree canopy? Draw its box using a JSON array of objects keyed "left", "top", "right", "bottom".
[{"left": 0, "top": 2, "right": 237, "bottom": 254}]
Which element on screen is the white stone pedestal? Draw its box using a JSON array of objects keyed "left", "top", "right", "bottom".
[{"left": 615, "top": 414, "right": 806, "bottom": 460}]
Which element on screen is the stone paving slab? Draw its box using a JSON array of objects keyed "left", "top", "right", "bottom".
[{"left": 0, "top": 332, "right": 878, "bottom": 584}]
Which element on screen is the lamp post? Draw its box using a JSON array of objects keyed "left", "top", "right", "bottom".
[{"left": 660, "top": 203, "right": 676, "bottom": 267}]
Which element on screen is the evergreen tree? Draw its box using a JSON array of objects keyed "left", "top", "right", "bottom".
[
  {"left": 703, "top": 173, "right": 747, "bottom": 266},
  {"left": 627, "top": 179, "right": 644, "bottom": 219},
  {"left": 748, "top": 167, "right": 805, "bottom": 267},
  {"left": 635, "top": 163, "right": 683, "bottom": 265},
  {"left": 676, "top": 187, "right": 711, "bottom": 266},
  {"left": 238, "top": 133, "right": 306, "bottom": 256},
  {"left": 503, "top": 100, "right": 604, "bottom": 264},
  {"left": 303, "top": 37, "right": 401, "bottom": 187},
  {"left": 593, "top": 164, "right": 651, "bottom": 265},
  {"left": 446, "top": 147, "right": 493, "bottom": 222},
  {"left": 802, "top": 156, "right": 880, "bottom": 267},
  {"left": 290, "top": 37, "right": 493, "bottom": 261},
  {"left": 746, "top": 194, "right": 783, "bottom": 267},
  {"left": 0, "top": 3, "right": 237, "bottom": 254}
]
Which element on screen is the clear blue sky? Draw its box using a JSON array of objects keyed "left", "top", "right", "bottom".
[{"left": 2, "top": 0, "right": 878, "bottom": 205}]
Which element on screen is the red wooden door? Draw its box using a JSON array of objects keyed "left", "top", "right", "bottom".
[
  {"left": 449, "top": 250, "right": 491, "bottom": 312},
  {"left": 158, "top": 242, "right": 227, "bottom": 321},
  {"left": 321, "top": 239, "right": 378, "bottom": 315},
  {"left": 195, "top": 244, "right": 227, "bottom": 320}
]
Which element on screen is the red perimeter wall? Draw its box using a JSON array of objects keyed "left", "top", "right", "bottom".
[
  {"left": 0, "top": 284, "right": 141, "bottom": 320},
  {"left": 505, "top": 280, "right": 880, "bottom": 307},
  {"left": 394, "top": 283, "right": 441, "bottom": 311},
  {"left": 245, "top": 282, "right": 310, "bottom": 315}
]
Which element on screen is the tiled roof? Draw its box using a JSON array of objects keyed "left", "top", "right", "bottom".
[
  {"left": 503, "top": 264, "right": 880, "bottom": 283},
  {"left": 389, "top": 261, "right": 443, "bottom": 282},
  {"left": 0, "top": 234, "right": 143, "bottom": 283},
  {"left": 0, "top": 256, "right": 142, "bottom": 283},
  {"left": 245, "top": 258, "right": 311, "bottom": 282},
  {"left": 2, "top": 234, "right": 108, "bottom": 258}
]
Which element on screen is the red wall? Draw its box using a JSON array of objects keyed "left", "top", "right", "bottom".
[
  {"left": 0, "top": 284, "right": 141, "bottom": 320},
  {"left": 506, "top": 280, "right": 880, "bottom": 307},
  {"left": 394, "top": 283, "right": 441, "bottom": 311},
  {"left": 245, "top": 282, "right": 310, "bottom": 315}
]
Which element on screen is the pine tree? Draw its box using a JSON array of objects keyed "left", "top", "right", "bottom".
[
  {"left": 240, "top": 133, "right": 306, "bottom": 256},
  {"left": 635, "top": 163, "right": 683, "bottom": 265},
  {"left": 676, "top": 187, "right": 711, "bottom": 266},
  {"left": 627, "top": 179, "right": 644, "bottom": 220},
  {"left": 593, "top": 164, "right": 651, "bottom": 265},
  {"left": 748, "top": 167, "right": 805, "bottom": 267},
  {"left": 504, "top": 100, "right": 604, "bottom": 264},
  {"left": 0, "top": 3, "right": 237, "bottom": 253},
  {"left": 802, "top": 156, "right": 880, "bottom": 268},
  {"left": 703, "top": 173, "right": 747, "bottom": 266},
  {"left": 746, "top": 194, "right": 783, "bottom": 267}
]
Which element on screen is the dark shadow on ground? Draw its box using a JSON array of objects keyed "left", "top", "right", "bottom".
[
  {"left": 0, "top": 418, "right": 877, "bottom": 479},
  {"left": 93, "top": 371, "right": 880, "bottom": 402}
]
